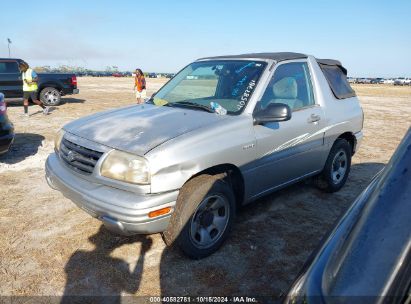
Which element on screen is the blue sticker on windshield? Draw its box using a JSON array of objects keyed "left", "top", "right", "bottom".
[
  {"left": 235, "top": 62, "right": 255, "bottom": 74},
  {"left": 231, "top": 75, "right": 248, "bottom": 96}
]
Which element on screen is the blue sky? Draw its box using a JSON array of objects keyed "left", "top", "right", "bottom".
[{"left": 1, "top": 0, "right": 410, "bottom": 77}]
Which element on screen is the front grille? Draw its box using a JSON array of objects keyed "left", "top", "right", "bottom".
[{"left": 59, "top": 138, "right": 103, "bottom": 174}]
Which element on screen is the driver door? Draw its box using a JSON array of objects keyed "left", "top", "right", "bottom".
[{"left": 249, "top": 61, "right": 326, "bottom": 199}]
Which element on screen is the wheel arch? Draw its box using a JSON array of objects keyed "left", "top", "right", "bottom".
[
  {"left": 189, "top": 163, "right": 245, "bottom": 207},
  {"left": 38, "top": 83, "right": 63, "bottom": 93},
  {"left": 337, "top": 132, "right": 356, "bottom": 155}
]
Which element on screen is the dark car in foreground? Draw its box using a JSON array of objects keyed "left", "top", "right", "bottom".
[
  {"left": 285, "top": 127, "right": 411, "bottom": 304},
  {"left": 0, "top": 93, "right": 14, "bottom": 155},
  {"left": 0, "top": 58, "right": 79, "bottom": 106}
]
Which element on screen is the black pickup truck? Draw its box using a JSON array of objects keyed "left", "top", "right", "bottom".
[{"left": 0, "top": 58, "right": 79, "bottom": 106}]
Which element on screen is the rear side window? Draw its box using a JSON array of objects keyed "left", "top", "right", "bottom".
[
  {"left": 320, "top": 64, "right": 356, "bottom": 99},
  {"left": 0, "top": 61, "right": 19, "bottom": 73}
]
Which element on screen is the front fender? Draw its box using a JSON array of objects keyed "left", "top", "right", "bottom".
[{"left": 146, "top": 116, "right": 256, "bottom": 193}]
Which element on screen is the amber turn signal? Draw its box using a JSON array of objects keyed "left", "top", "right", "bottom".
[{"left": 148, "top": 207, "right": 172, "bottom": 218}]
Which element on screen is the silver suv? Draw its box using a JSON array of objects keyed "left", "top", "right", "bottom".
[{"left": 46, "top": 52, "right": 363, "bottom": 258}]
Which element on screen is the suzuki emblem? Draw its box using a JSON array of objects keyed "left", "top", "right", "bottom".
[{"left": 67, "top": 151, "right": 76, "bottom": 162}]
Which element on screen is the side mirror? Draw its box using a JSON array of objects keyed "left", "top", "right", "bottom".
[{"left": 253, "top": 103, "right": 292, "bottom": 125}]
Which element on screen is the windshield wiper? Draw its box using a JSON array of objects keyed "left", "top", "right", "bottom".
[
  {"left": 172, "top": 101, "right": 214, "bottom": 113},
  {"left": 162, "top": 103, "right": 174, "bottom": 107}
]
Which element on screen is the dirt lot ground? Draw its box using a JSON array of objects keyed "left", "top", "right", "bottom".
[{"left": 1, "top": 78, "right": 410, "bottom": 300}]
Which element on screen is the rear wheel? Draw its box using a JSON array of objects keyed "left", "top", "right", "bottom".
[
  {"left": 40, "top": 87, "right": 61, "bottom": 106},
  {"left": 162, "top": 174, "right": 236, "bottom": 259},
  {"left": 316, "top": 138, "right": 352, "bottom": 193}
]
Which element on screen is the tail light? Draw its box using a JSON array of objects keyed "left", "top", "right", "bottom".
[
  {"left": 0, "top": 93, "right": 6, "bottom": 114},
  {"left": 71, "top": 75, "right": 77, "bottom": 86}
]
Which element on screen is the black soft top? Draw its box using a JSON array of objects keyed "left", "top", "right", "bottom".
[
  {"left": 316, "top": 58, "right": 347, "bottom": 75},
  {"left": 198, "top": 52, "right": 348, "bottom": 74},
  {"left": 198, "top": 52, "right": 308, "bottom": 62}
]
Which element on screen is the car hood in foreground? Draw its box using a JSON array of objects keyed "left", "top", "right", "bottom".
[{"left": 64, "top": 104, "right": 227, "bottom": 155}]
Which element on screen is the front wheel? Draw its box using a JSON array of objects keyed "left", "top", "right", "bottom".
[
  {"left": 162, "top": 174, "right": 236, "bottom": 259},
  {"left": 40, "top": 87, "right": 61, "bottom": 106},
  {"left": 316, "top": 138, "right": 352, "bottom": 193}
]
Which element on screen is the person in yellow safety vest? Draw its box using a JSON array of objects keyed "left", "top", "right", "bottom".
[{"left": 19, "top": 62, "right": 49, "bottom": 117}]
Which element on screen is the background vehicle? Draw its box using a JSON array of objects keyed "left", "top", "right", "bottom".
[
  {"left": 285, "top": 127, "right": 411, "bottom": 304},
  {"left": 0, "top": 58, "right": 79, "bottom": 106},
  {"left": 46, "top": 52, "right": 363, "bottom": 259},
  {"left": 384, "top": 79, "right": 395, "bottom": 84},
  {"left": 0, "top": 93, "right": 14, "bottom": 155},
  {"left": 393, "top": 77, "right": 409, "bottom": 86},
  {"left": 370, "top": 78, "right": 384, "bottom": 84},
  {"left": 357, "top": 78, "right": 371, "bottom": 84}
]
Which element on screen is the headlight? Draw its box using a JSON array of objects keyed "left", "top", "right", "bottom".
[
  {"left": 100, "top": 150, "right": 150, "bottom": 184},
  {"left": 54, "top": 129, "right": 65, "bottom": 152}
]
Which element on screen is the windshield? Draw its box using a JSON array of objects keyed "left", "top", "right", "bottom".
[{"left": 149, "top": 60, "right": 267, "bottom": 115}]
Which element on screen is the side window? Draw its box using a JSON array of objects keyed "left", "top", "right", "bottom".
[
  {"left": 258, "top": 62, "right": 315, "bottom": 111},
  {"left": 0, "top": 61, "right": 19, "bottom": 73},
  {"left": 320, "top": 64, "right": 356, "bottom": 99}
]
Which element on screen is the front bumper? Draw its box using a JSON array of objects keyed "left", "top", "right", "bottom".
[{"left": 45, "top": 153, "right": 178, "bottom": 235}]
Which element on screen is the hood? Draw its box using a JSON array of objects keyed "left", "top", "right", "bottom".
[{"left": 64, "top": 104, "right": 227, "bottom": 155}]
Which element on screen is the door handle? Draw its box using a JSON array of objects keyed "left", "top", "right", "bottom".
[{"left": 308, "top": 114, "right": 321, "bottom": 123}]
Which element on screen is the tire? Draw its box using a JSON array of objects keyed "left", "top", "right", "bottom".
[
  {"left": 40, "top": 87, "right": 61, "bottom": 106},
  {"left": 162, "top": 174, "right": 236, "bottom": 259},
  {"left": 316, "top": 138, "right": 352, "bottom": 193}
]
